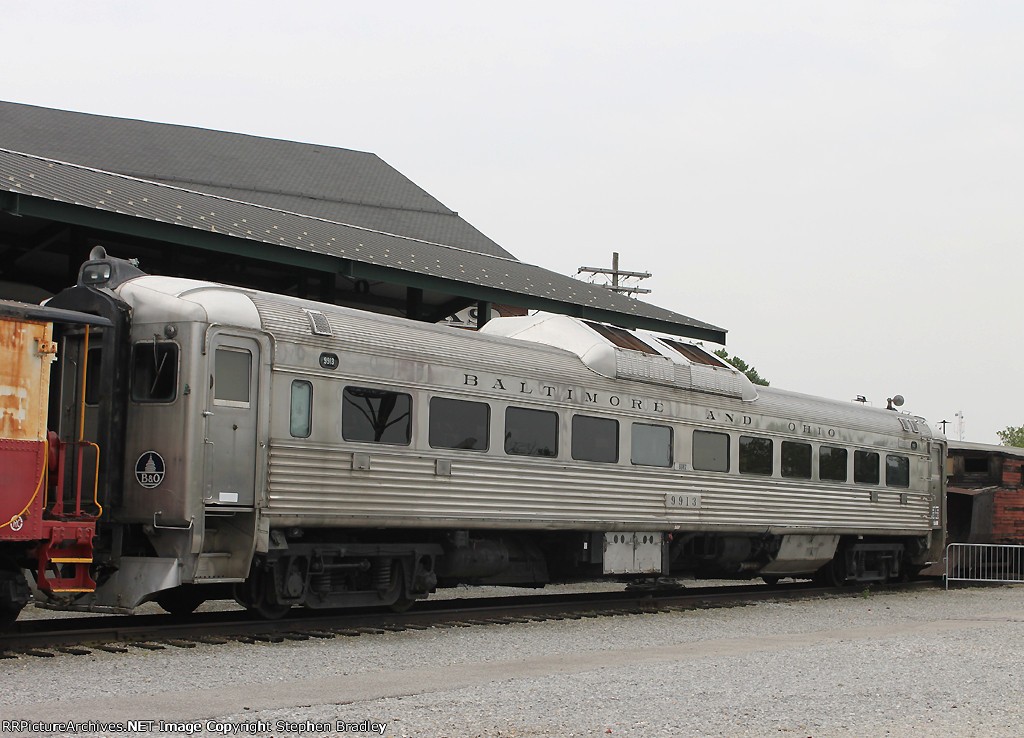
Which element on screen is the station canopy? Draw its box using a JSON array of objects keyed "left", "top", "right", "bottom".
[{"left": 0, "top": 101, "right": 726, "bottom": 343}]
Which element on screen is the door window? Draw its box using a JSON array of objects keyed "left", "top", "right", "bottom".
[{"left": 214, "top": 348, "right": 252, "bottom": 407}]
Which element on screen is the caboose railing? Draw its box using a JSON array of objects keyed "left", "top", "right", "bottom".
[
  {"left": 36, "top": 436, "right": 101, "bottom": 594},
  {"left": 49, "top": 439, "right": 102, "bottom": 520},
  {"left": 945, "top": 543, "right": 1024, "bottom": 589}
]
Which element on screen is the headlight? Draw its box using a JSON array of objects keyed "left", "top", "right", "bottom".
[{"left": 80, "top": 262, "right": 112, "bottom": 286}]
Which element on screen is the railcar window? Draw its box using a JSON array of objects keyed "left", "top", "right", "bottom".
[
  {"left": 693, "top": 430, "right": 729, "bottom": 472},
  {"left": 504, "top": 406, "right": 558, "bottom": 457},
  {"left": 131, "top": 342, "right": 179, "bottom": 403},
  {"left": 886, "top": 454, "right": 910, "bottom": 487},
  {"left": 213, "top": 348, "right": 251, "bottom": 406},
  {"left": 571, "top": 415, "right": 619, "bottom": 463},
  {"left": 631, "top": 423, "right": 673, "bottom": 467},
  {"left": 819, "top": 445, "right": 848, "bottom": 482},
  {"left": 781, "top": 441, "right": 812, "bottom": 479},
  {"left": 343, "top": 386, "right": 412, "bottom": 445},
  {"left": 429, "top": 397, "right": 489, "bottom": 451},
  {"left": 84, "top": 347, "right": 102, "bottom": 405},
  {"left": 963, "top": 456, "right": 987, "bottom": 474},
  {"left": 854, "top": 450, "right": 880, "bottom": 484},
  {"left": 290, "top": 381, "right": 312, "bottom": 438},
  {"left": 739, "top": 435, "right": 773, "bottom": 476}
]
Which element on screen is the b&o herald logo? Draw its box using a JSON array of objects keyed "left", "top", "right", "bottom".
[{"left": 135, "top": 451, "right": 166, "bottom": 489}]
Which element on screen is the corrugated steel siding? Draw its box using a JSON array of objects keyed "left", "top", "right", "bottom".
[
  {"left": 246, "top": 286, "right": 933, "bottom": 537},
  {"left": 266, "top": 442, "right": 931, "bottom": 532}
]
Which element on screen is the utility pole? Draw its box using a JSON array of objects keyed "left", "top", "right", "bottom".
[{"left": 577, "top": 252, "right": 652, "bottom": 297}]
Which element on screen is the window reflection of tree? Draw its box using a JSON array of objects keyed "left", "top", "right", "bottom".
[
  {"left": 429, "top": 397, "right": 489, "bottom": 451},
  {"left": 820, "top": 447, "right": 847, "bottom": 481},
  {"left": 504, "top": 413, "right": 557, "bottom": 457},
  {"left": 344, "top": 388, "right": 410, "bottom": 443},
  {"left": 740, "top": 436, "right": 773, "bottom": 475},
  {"left": 886, "top": 455, "right": 909, "bottom": 487},
  {"left": 781, "top": 442, "right": 811, "bottom": 478},
  {"left": 855, "top": 451, "right": 880, "bottom": 484}
]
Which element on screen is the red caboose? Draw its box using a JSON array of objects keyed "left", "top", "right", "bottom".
[
  {"left": 946, "top": 440, "right": 1024, "bottom": 545},
  {"left": 0, "top": 300, "right": 110, "bottom": 625}
]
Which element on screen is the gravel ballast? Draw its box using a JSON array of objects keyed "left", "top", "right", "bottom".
[{"left": 2, "top": 584, "right": 1023, "bottom": 737}]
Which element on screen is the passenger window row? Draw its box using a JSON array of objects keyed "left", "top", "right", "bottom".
[
  {"left": 290, "top": 382, "right": 911, "bottom": 486},
  {"left": 693, "top": 430, "right": 910, "bottom": 487}
]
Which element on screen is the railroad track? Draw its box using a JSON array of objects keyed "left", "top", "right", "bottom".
[{"left": 0, "top": 579, "right": 942, "bottom": 658}]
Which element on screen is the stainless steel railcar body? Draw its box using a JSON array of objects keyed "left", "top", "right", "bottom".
[{"left": 49, "top": 253, "right": 945, "bottom": 615}]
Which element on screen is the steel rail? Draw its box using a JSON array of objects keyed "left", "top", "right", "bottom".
[{"left": 0, "top": 580, "right": 942, "bottom": 657}]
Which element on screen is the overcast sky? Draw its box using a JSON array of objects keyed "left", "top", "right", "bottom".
[{"left": 6, "top": 1, "right": 1021, "bottom": 443}]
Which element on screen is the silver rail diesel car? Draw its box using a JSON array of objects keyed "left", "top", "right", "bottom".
[{"left": 36, "top": 251, "right": 944, "bottom": 617}]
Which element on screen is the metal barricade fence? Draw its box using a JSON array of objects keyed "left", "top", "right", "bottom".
[{"left": 945, "top": 543, "right": 1024, "bottom": 589}]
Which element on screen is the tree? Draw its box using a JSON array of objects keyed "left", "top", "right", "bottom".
[
  {"left": 713, "top": 348, "right": 770, "bottom": 386},
  {"left": 997, "top": 425, "right": 1024, "bottom": 448}
]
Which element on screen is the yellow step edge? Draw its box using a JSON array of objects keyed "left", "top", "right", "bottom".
[
  {"left": 49, "top": 558, "right": 93, "bottom": 564},
  {"left": 48, "top": 588, "right": 95, "bottom": 593}
]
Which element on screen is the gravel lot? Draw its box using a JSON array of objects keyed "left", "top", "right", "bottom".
[{"left": 3, "top": 583, "right": 1023, "bottom": 737}]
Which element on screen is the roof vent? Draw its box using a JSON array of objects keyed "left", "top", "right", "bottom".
[
  {"left": 898, "top": 417, "right": 921, "bottom": 433},
  {"left": 305, "top": 310, "right": 333, "bottom": 337},
  {"left": 658, "top": 338, "right": 728, "bottom": 367},
  {"left": 583, "top": 321, "right": 659, "bottom": 355}
]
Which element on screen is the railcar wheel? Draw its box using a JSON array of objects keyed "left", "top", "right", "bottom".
[
  {"left": 251, "top": 597, "right": 291, "bottom": 620},
  {"left": 384, "top": 560, "right": 415, "bottom": 613},
  {"left": 234, "top": 569, "right": 292, "bottom": 620},
  {"left": 0, "top": 604, "right": 20, "bottom": 629},
  {"left": 761, "top": 575, "right": 781, "bottom": 586},
  {"left": 0, "top": 567, "right": 30, "bottom": 628},
  {"left": 155, "top": 585, "right": 207, "bottom": 615},
  {"left": 816, "top": 553, "right": 848, "bottom": 587},
  {"left": 390, "top": 596, "right": 415, "bottom": 613}
]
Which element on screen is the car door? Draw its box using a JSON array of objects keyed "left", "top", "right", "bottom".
[{"left": 204, "top": 334, "right": 260, "bottom": 507}]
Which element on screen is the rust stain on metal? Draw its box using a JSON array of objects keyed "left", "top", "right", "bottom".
[{"left": 0, "top": 317, "right": 53, "bottom": 442}]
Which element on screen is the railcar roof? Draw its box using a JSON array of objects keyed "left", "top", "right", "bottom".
[
  {"left": 947, "top": 440, "right": 1024, "bottom": 459},
  {"left": 116, "top": 274, "right": 940, "bottom": 437},
  {"left": 756, "top": 384, "right": 937, "bottom": 438},
  {"left": 116, "top": 274, "right": 608, "bottom": 365}
]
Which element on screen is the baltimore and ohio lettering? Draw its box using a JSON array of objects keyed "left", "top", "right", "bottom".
[
  {"left": 460, "top": 373, "right": 836, "bottom": 439},
  {"left": 462, "top": 373, "right": 665, "bottom": 413},
  {"left": 704, "top": 409, "right": 837, "bottom": 438}
]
